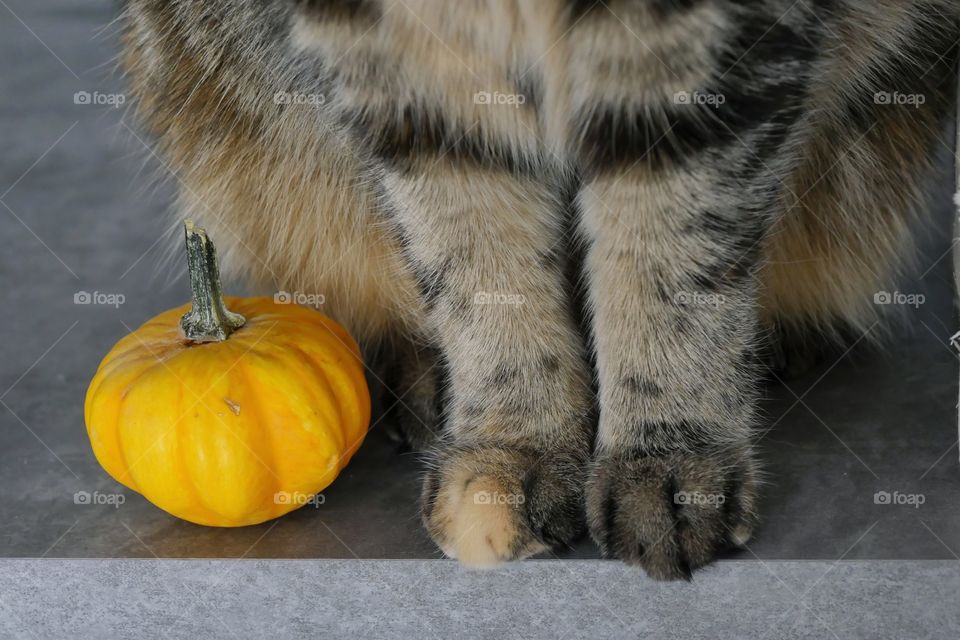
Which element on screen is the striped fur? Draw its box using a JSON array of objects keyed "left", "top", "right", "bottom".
[{"left": 122, "top": 0, "right": 959, "bottom": 580}]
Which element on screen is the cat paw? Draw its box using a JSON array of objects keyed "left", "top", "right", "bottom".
[
  {"left": 585, "top": 445, "right": 759, "bottom": 580},
  {"left": 422, "top": 445, "right": 586, "bottom": 567}
]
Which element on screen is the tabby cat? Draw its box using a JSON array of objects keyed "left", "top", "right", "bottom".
[{"left": 121, "top": 0, "right": 959, "bottom": 579}]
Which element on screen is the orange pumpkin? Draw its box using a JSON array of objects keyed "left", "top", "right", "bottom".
[{"left": 84, "top": 221, "right": 370, "bottom": 526}]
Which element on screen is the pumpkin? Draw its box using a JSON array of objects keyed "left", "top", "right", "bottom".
[{"left": 84, "top": 221, "right": 370, "bottom": 526}]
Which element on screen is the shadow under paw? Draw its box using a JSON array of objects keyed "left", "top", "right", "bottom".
[
  {"left": 422, "top": 445, "right": 586, "bottom": 567},
  {"left": 586, "top": 446, "right": 759, "bottom": 581}
]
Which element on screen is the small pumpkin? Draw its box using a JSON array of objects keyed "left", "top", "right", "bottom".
[{"left": 84, "top": 221, "right": 370, "bottom": 526}]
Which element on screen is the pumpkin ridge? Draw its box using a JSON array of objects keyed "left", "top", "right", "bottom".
[
  {"left": 112, "top": 362, "right": 173, "bottom": 494},
  {"left": 320, "top": 318, "right": 361, "bottom": 359},
  {"left": 284, "top": 343, "right": 348, "bottom": 456},
  {"left": 172, "top": 381, "right": 225, "bottom": 525},
  {"left": 135, "top": 311, "right": 189, "bottom": 338},
  {"left": 94, "top": 338, "right": 162, "bottom": 376},
  {"left": 112, "top": 392, "right": 137, "bottom": 491},
  {"left": 291, "top": 327, "right": 368, "bottom": 448},
  {"left": 85, "top": 367, "right": 135, "bottom": 489},
  {"left": 236, "top": 356, "right": 283, "bottom": 523},
  {"left": 178, "top": 353, "right": 260, "bottom": 525},
  {"left": 95, "top": 347, "right": 176, "bottom": 383},
  {"left": 301, "top": 335, "right": 368, "bottom": 464},
  {"left": 109, "top": 357, "right": 186, "bottom": 492}
]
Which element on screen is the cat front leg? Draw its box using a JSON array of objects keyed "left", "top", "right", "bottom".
[
  {"left": 559, "top": 2, "right": 816, "bottom": 579},
  {"left": 576, "top": 163, "right": 766, "bottom": 579},
  {"left": 380, "top": 165, "right": 594, "bottom": 566}
]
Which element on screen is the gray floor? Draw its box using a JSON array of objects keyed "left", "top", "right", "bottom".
[
  {"left": 2, "top": 1, "right": 960, "bottom": 638},
  {"left": 3, "top": 560, "right": 960, "bottom": 639}
]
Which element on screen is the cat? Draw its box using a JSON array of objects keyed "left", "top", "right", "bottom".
[{"left": 121, "top": 0, "right": 959, "bottom": 579}]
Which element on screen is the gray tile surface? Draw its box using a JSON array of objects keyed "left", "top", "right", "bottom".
[
  {"left": 2, "top": 0, "right": 959, "bottom": 571},
  {"left": 3, "top": 559, "right": 960, "bottom": 639}
]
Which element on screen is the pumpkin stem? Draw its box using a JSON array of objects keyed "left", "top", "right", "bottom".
[{"left": 179, "top": 220, "right": 245, "bottom": 343}]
